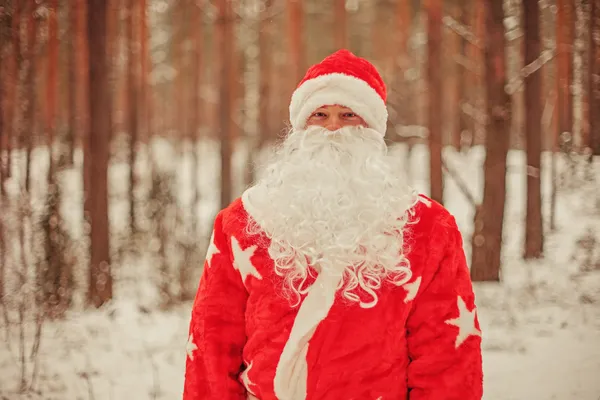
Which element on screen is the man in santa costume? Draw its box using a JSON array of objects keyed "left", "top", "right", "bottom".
[{"left": 183, "top": 49, "right": 483, "bottom": 400}]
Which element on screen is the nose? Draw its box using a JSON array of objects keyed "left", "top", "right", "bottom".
[{"left": 325, "top": 116, "right": 342, "bottom": 131}]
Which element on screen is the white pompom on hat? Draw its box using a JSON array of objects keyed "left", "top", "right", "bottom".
[{"left": 289, "top": 49, "right": 388, "bottom": 135}]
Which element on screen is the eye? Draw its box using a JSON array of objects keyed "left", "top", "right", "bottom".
[
  {"left": 343, "top": 112, "right": 358, "bottom": 118},
  {"left": 310, "top": 111, "right": 327, "bottom": 118}
]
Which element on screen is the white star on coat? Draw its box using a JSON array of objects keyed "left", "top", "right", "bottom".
[
  {"left": 240, "top": 360, "right": 257, "bottom": 395},
  {"left": 231, "top": 236, "right": 262, "bottom": 284},
  {"left": 205, "top": 230, "right": 220, "bottom": 268},
  {"left": 403, "top": 276, "right": 422, "bottom": 303},
  {"left": 445, "top": 296, "right": 481, "bottom": 348},
  {"left": 186, "top": 333, "right": 198, "bottom": 361}
]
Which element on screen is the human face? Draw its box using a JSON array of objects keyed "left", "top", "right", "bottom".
[{"left": 305, "top": 105, "right": 367, "bottom": 131}]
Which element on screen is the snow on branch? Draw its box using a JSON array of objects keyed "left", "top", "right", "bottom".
[
  {"left": 522, "top": 48, "right": 555, "bottom": 78},
  {"left": 505, "top": 48, "right": 556, "bottom": 95},
  {"left": 461, "top": 102, "right": 488, "bottom": 126},
  {"left": 454, "top": 53, "right": 484, "bottom": 76},
  {"left": 442, "top": 15, "right": 483, "bottom": 49},
  {"left": 394, "top": 125, "right": 428, "bottom": 139},
  {"left": 506, "top": 29, "right": 524, "bottom": 42}
]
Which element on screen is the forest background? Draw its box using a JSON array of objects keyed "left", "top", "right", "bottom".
[{"left": 0, "top": 0, "right": 599, "bottom": 398}]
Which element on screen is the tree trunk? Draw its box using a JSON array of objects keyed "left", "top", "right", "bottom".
[
  {"left": 189, "top": 0, "right": 202, "bottom": 234},
  {"left": 113, "top": 7, "right": 128, "bottom": 139},
  {"left": 139, "top": 0, "right": 149, "bottom": 141},
  {"left": 177, "top": 0, "right": 203, "bottom": 302},
  {"left": 0, "top": 0, "right": 11, "bottom": 313},
  {"left": 258, "top": 0, "right": 273, "bottom": 149},
  {"left": 287, "top": 0, "right": 305, "bottom": 86},
  {"left": 371, "top": 1, "right": 389, "bottom": 78},
  {"left": 245, "top": 0, "right": 275, "bottom": 186},
  {"left": 547, "top": 1, "right": 559, "bottom": 231},
  {"left": 334, "top": 0, "right": 347, "bottom": 50},
  {"left": 65, "top": 0, "right": 78, "bottom": 168},
  {"left": 229, "top": 13, "right": 242, "bottom": 178},
  {"left": 77, "top": 0, "right": 90, "bottom": 198},
  {"left": 87, "top": 0, "right": 112, "bottom": 308},
  {"left": 217, "top": 0, "right": 234, "bottom": 209},
  {"left": 396, "top": 0, "right": 411, "bottom": 69},
  {"left": 173, "top": 0, "right": 187, "bottom": 142},
  {"left": 3, "top": 0, "right": 20, "bottom": 182},
  {"left": 145, "top": 7, "right": 155, "bottom": 145},
  {"left": 0, "top": 192, "right": 4, "bottom": 311},
  {"left": 42, "top": 0, "right": 71, "bottom": 317},
  {"left": 0, "top": 4, "right": 7, "bottom": 188},
  {"left": 523, "top": 0, "right": 544, "bottom": 259},
  {"left": 581, "top": 2, "right": 591, "bottom": 153},
  {"left": 550, "top": 89, "right": 558, "bottom": 230},
  {"left": 426, "top": 0, "right": 444, "bottom": 204},
  {"left": 127, "top": 0, "right": 138, "bottom": 235},
  {"left": 370, "top": 1, "right": 390, "bottom": 134},
  {"left": 508, "top": 2, "right": 523, "bottom": 153},
  {"left": 106, "top": 0, "right": 119, "bottom": 148},
  {"left": 447, "top": 0, "right": 463, "bottom": 149},
  {"left": 556, "top": 0, "right": 574, "bottom": 152},
  {"left": 470, "top": 0, "right": 510, "bottom": 282},
  {"left": 457, "top": 0, "right": 470, "bottom": 151},
  {"left": 46, "top": 0, "right": 59, "bottom": 179},
  {"left": 465, "top": 0, "right": 485, "bottom": 149},
  {"left": 23, "top": 0, "right": 38, "bottom": 193},
  {"left": 390, "top": 0, "right": 412, "bottom": 133},
  {"left": 592, "top": 0, "right": 600, "bottom": 155}
]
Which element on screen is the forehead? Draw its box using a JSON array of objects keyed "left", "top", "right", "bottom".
[{"left": 315, "top": 104, "right": 355, "bottom": 111}]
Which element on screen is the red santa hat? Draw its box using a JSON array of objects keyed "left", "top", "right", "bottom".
[{"left": 289, "top": 49, "right": 388, "bottom": 135}]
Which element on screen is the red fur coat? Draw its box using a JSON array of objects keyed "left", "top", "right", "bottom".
[{"left": 183, "top": 194, "right": 483, "bottom": 400}]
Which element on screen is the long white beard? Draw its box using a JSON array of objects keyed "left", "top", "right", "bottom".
[{"left": 244, "top": 125, "right": 418, "bottom": 308}]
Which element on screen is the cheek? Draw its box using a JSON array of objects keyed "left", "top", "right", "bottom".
[
  {"left": 346, "top": 119, "right": 367, "bottom": 127},
  {"left": 306, "top": 119, "right": 327, "bottom": 128}
]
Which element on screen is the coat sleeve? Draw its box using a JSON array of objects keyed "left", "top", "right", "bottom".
[
  {"left": 183, "top": 212, "right": 248, "bottom": 400},
  {"left": 406, "top": 214, "right": 483, "bottom": 400}
]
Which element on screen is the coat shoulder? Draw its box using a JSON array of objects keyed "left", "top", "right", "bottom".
[
  {"left": 408, "top": 194, "right": 460, "bottom": 238},
  {"left": 217, "top": 197, "right": 249, "bottom": 236}
]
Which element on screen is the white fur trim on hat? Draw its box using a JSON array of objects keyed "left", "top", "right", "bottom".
[{"left": 289, "top": 73, "right": 389, "bottom": 135}]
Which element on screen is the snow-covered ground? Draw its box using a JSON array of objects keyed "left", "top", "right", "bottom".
[{"left": 0, "top": 140, "right": 599, "bottom": 399}]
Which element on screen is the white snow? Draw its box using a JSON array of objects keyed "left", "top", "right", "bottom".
[{"left": 1, "top": 139, "right": 599, "bottom": 399}]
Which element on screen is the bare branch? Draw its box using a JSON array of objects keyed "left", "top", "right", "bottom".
[
  {"left": 442, "top": 156, "right": 478, "bottom": 208},
  {"left": 142, "top": 341, "right": 161, "bottom": 399},
  {"left": 453, "top": 53, "right": 484, "bottom": 76},
  {"left": 18, "top": 205, "right": 28, "bottom": 393},
  {"left": 394, "top": 125, "right": 428, "bottom": 139},
  {"left": 28, "top": 313, "right": 44, "bottom": 391},
  {"left": 81, "top": 353, "right": 97, "bottom": 400},
  {"left": 505, "top": 48, "right": 556, "bottom": 94},
  {"left": 461, "top": 101, "right": 488, "bottom": 126},
  {"left": 1, "top": 300, "right": 10, "bottom": 342},
  {"left": 506, "top": 29, "right": 524, "bottom": 41},
  {"left": 19, "top": 302, "right": 26, "bottom": 392},
  {"left": 442, "top": 15, "right": 482, "bottom": 48}
]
